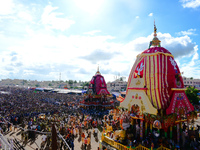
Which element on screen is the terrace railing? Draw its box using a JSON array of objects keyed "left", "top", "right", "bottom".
[
  {"left": 102, "top": 134, "right": 170, "bottom": 150},
  {"left": 0, "top": 133, "right": 13, "bottom": 150}
]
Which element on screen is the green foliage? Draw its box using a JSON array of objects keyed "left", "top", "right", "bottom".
[
  {"left": 83, "top": 82, "right": 89, "bottom": 86},
  {"left": 185, "top": 86, "right": 200, "bottom": 105},
  {"left": 35, "top": 84, "right": 39, "bottom": 87},
  {"left": 68, "top": 80, "right": 73, "bottom": 85},
  {"left": 48, "top": 83, "right": 52, "bottom": 86}
]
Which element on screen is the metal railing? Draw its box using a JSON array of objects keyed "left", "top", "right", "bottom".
[
  {"left": 0, "top": 133, "right": 13, "bottom": 150},
  {"left": 157, "top": 145, "right": 170, "bottom": 150},
  {"left": 102, "top": 134, "right": 170, "bottom": 150},
  {"left": 57, "top": 133, "right": 71, "bottom": 150}
]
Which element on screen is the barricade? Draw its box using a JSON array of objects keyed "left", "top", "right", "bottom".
[
  {"left": 134, "top": 144, "right": 149, "bottom": 150},
  {"left": 102, "top": 134, "right": 170, "bottom": 150},
  {"left": 0, "top": 133, "right": 12, "bottom": 150},
  {"left": 157, "top": 145, "right": 170, "bottom": 150}
]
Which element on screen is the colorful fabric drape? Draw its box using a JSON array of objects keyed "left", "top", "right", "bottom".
[{"left": 126, "top": 47, "right": 184, "bottom": 110}]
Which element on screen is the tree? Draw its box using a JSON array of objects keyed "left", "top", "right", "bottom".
[
  {"left": 185, "top": 86, "right": 200, "bottom": 105},
  {"left": 68, "top": 80, "right": 73, "bottom": 85},
  {"left": 83, "top": 82, "right": 89, "bottom": 86},
  {"left": 48, "top": 83, "right": 52, "bottom": 87},
  {"left": 82, "top": 82, "right": 89, "bottom": 89}
]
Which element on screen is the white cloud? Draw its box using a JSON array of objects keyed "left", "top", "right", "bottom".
[
  {"left": 135, "top": 16, "right": 139, "bottom": 19},
  {"left": 17, "top": 11, "right": 33, "bottom": 22},
  {"left": 0, "top": 28, "right": 197, "bottom": 82},
  {"left": 176, "top": 28, "right": 197, "bottom": 36},
  {"left": 41, "top": 5, "right": 75, "bottom": 31},
  {"left": 179, "top": 45, "right": 200, "bottom": 78},
  {"left": 0, "top": 0, "right": 15, "bottom": 15},
  {"left": 84, "top": 30, "right": 101, "bottom": 35},
  {"left": 148, "top": 13, "right": 153, "bottom": 16},
  {"left": 180, "top": 0, "right": 200, "bottom": 8},
  {"left": 158, "top": 33, "right": 196, "bottom": 58},
  {"left": 0, "top": 1, "right": 198, "bottom": 82}
]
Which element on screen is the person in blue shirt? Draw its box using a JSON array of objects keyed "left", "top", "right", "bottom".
[{"left": 70, "top": 140, "right": 74, "bottom": 150}]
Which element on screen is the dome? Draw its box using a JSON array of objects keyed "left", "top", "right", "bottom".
[
  {"left": 132, "top": 46, "right": 184, "bottom": 110},
  {"left": 120, "top": 23, "right": 194, "bottom": 115}
]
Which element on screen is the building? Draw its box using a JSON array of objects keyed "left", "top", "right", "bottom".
[
  {"left": 183, "top": 76, "right": 200, "bottom": 90},
  {"left": 107, "top": 78, "right": 127, "bottom": 93}
]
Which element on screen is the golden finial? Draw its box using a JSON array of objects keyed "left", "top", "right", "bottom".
[
  {"left": 149, "top": 20, "right": 161, "bottom": 48},
  {"left": 96, "top": 65, "right": 100, "bottom": 74},
  {"left": 154, "top": 20, "right": 157, "bottom": 36}
]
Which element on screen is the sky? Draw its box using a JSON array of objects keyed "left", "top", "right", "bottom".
[{"left": 0, "top": 0, "right": 200, "bottom": 82}]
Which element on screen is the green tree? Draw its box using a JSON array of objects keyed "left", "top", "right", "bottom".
[
  {"left": 83, "top": 82, "right": 89, "bottom": 86},
  {"left": 35, "top": 84, "right": 39, "bottom": 87},
  {"left": 74, "top": 80, "right": 77, "bottom": 84},
  {"left": 185, "top": 86, "right": 200, "bottom": 105},
  {"left": 82, "top": 81, "right": 89, "bottom": 89},
  {"left": 68, "top": 80, "right": 73, "bottom": 85},
  {"left": 48, "top": 83, "right": 52, "bottom": 87}
]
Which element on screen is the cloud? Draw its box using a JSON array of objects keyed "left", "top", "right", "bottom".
[
  {"left": 0, "top": 0, "right": 198, "bottom": 82},
  {"left": 79, "top": 49, "right": 120, "bottom": 63},
  {"left": 135, "top": 16, "right": 139, "bottom": 19},
  {"left": 84, "top": 30, "right": 101, "bottom": 35},
  {"left": 158, "top": 33, "right": 196, "bottom": 58},
  {"left": 148, "top": 13, "right": 153, "bottom": 17},
  {"left": 0, "top": 28, "right": 197, "bottom": 82},
  {"left": 176, "top": 28, "right": 197, "bottom": 36},
  {"left": 11, "top": 56, "right": 17, "bottom": 61},
  {"left": 78, "top": 68, "right": 90, "bottom": 74},
  {"left": 0, "top": 0, "right": 15, "bottom": 15},
  {"left": 17, "top": 11, "right": 33, "bottom": 22},
  {"left": 179, "top": 45, "right": 200, "bottom": 77},
  {"left": 41, "top": 5, "right": 75, "bottom": 31},
  {"left": 10, "top": 52, "right": 17, "bottom": 56},
  {"left": 180, "top": 0, "right": 200, "bottom": 8}
]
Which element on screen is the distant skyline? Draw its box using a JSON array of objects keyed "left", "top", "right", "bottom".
[{"left": 0, "top": 0, "right": 200, "bottom": 82}]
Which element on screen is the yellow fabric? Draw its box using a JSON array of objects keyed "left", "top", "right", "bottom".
[
  {"left": 154, "top": 55, "right": 161, "bottom": 108},
  {"left": 150, "top": 56, "right": 157, "bottom": 108},
  {"left": 165, "top": 56, "right": 170, "bottom": 98},
  {"left": 158, "top": 55, "right": 163, "bottom": 107},
  {"left": 120, "top": 90, "right": 157, "bottom": 115},
  {"left": 139, "top": 52, "right": 174, "bottom": 58},
  {"left": 146, "top": 56, "right": 151, "bottom": 101}
]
